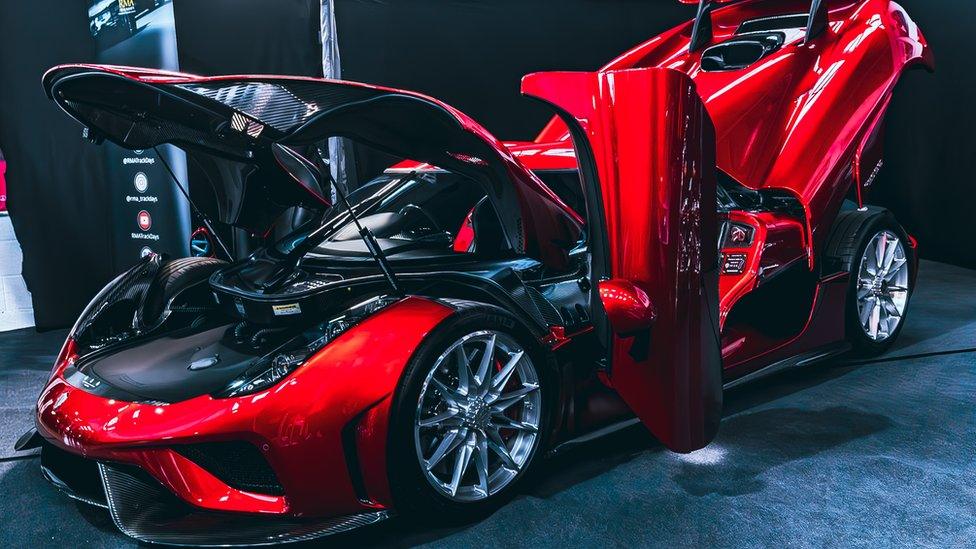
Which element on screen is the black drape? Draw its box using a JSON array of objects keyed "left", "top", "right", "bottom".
[
  {"left": 334, "top": 0, "right": 975, "bottom": 269},
  {"left": 0, "top": 1, "right": 113, "bottom": 329},
  {"left": 0, "top": 0, "right": 972, "bottom": 330},
  {"left": 872, "top": 0, "right": 976, "bottom": 270},
  {"left": 335, "top": 0, "right": 693, "bottom": 141},
  {"left": 173, "top": 0, "right": 323, "bottom": 259},
  {"left": 173, "top": 0, "right": 322, "bottom": 77}
]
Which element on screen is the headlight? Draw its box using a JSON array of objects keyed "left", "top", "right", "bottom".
[{"left": 216, "top": 295, "right": 400, "bottom": 398}]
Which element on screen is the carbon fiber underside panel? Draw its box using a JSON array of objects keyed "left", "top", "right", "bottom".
[{"left": 98, "top": 463, "right": 390, "bottom": 546}]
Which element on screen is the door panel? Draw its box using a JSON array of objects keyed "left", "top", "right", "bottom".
[{"left": 523, "top": 68, "right": 722, "bottom": 452}]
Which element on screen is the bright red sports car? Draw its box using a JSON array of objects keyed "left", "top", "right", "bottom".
[{"left": 20, "top": 0, "right": 931, "bottom": 545}]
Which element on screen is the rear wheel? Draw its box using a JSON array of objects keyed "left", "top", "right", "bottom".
[
  {"left": 825, "top": 209, "right": 914, "bottom": 356},
  {"left": 388, "top": 308, "right": 550, "bottom": 519},
  {"left": 853, "top": 230, "right": 911, "bottom": 346}
]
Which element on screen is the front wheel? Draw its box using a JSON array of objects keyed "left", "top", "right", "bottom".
[{"left": 388, "top": 307, "right": 550, "bottom": 519}]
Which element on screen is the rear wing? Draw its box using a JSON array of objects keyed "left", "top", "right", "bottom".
[{"left": 686, "top": 0, "right": 828, "bottom": 51}]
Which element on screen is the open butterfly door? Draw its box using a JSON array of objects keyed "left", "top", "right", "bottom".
[{"left": 523, "top": 68, "right": 722, "bottom": 453}]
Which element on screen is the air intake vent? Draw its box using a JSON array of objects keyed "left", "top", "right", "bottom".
[
  {"left": 737, "top": 13, "right": 809, "bottom": 34},
  {"left": 174, "top": 441, "right": 284, "bottom": 495}
]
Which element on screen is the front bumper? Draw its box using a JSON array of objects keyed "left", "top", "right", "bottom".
[
  {"left": 33, "top": 296, "right": 456, "bottom": 545},
  {"left": 39, "top": 441, "right": 388, "bottom": 546}
]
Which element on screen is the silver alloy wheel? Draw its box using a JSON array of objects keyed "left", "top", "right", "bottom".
[
  {"left": 856, "top": 230, "right": 910, "bottom": 341},
  {"left": 414, "top": 330, "right": 541, "bottom": 502}
]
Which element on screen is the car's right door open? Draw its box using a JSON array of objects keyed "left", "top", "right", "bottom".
[{"left": 523, "top": 68, "right": 723, "bottom": 453}]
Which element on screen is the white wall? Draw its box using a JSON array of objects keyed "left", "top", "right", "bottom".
[{"left": 0, "top": 214, "right": 34, "bottom": 331}]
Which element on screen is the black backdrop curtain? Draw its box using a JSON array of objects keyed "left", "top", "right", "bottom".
[
  {"left": 0, "top": 0, "right": 972, "bottom": 329},
  {"left": 334, "top": 0, "right": 976, "bottom": 270},
  {"left": 871, "top": 0, "right": 976, "bottom": 270},
  {"left": 0, "top": 1, "right": 113, "bottom": 330},
  {"left": 0, "top": 0, "right": 321, "bottom": 329},
  {"left": 173, "top": 0, "right": 322, "bottom": 77},
  {"left": 335, "top": 0, "right": 693, "bottom": 142},
  {"left": 173, "top": 0, "right": 322, "bottom": 260}
]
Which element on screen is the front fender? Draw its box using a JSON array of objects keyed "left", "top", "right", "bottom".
[{"left": 36, "top": 296, "right": 454, "bottom": 517}]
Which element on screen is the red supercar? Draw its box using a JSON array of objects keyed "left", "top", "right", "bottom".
[{"left": 20, "top": 0, "right": 931, "bottom": 545}]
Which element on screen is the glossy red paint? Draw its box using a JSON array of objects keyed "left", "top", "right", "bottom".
[
  {"left": 538, "top": 0, "right": 932, "bottom": 260},
  {"left": 452, "top": 208, "right": 476, "bottom": 253},
  {"left": 35, "top": 1, "right": 933, "bottom": 537},
  {"left": 523, "top": 68, "right": 723, "bottom": 453},
  {"left": 391, "top": 141, "right": 579, "bottom": 173},
  {"left": 527, "top": 0, "right": 929, "bottom": 385},
  {"left": 723, "top": 272, "right": 848, "bottom": 376},
  {"left": 719, "top": 211, "right": 808, "bottom": 327},
  {"left": 36, "top": 297, "right": 455, "bottom": 517},
  {"left": 598, "top": 280, "right": 657, "bottom": 336}
]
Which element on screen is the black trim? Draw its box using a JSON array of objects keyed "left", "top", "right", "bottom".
[
  {"left": 723, "top": 342, "right": 851, "bottom": 389},
  {"left": 14, "top": 428, "right": 43, "bottom": 451},
  {"left": 98, "top": 462, "right": 390, "bottom": 546},
  {"left": 520, "top": 96, "right": 611, "bottom": 349},
  {"left": 806, "top": 0, "right": 829, "bottom": 43},
  {"left": 737, "top": 13, "right": 810, "bottom": 35},
  {"left": 690, "top": 0, "right": 715, "bottom": 52},
  {"left": 340, "top": 406, "right": 379, "bottom": 505},
  {"left": 39, "top": 442, "right": 109, "bottom": 508},
  {"left": 173, "top": 441, "right": 284, "bottom": 496}
]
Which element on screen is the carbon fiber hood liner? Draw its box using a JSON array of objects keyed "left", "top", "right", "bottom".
[
  {"left": 98, "top": 462, "right": 390, "bottom": 546},
  {"left": 177, "top": 80, "right": 381, "bottom": 133},
  {"left": 42, "top": 64, "right": 582, "bottom": 269}
]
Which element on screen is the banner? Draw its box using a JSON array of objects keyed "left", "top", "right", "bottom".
[{"left": 88, "top": 0, "right": 190, "bottom": 268}]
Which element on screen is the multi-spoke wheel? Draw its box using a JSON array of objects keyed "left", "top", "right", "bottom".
[
  {"left": 414, "top": 331, "right": 541, "bottom": 502},
  {"left": 825, "top": 208, "right": 915, "bottom": 357},
  {"left": 855, "top": 230, "right": 910, "bottom": 342},
  {"left": 388, "top": 309, "right": 548, "bottom": 518}
]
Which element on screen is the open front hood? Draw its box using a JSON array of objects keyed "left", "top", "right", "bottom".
[{"left": 43, "top": 64, "right": 582, "bottom": 268}]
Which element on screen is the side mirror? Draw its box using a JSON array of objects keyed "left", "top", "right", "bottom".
[{"left": 599, "top": 279, "right": 657, "bottom": 336}]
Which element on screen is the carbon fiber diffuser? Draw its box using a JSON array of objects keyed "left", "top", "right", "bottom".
[{"left": 98, "top": 463, "right": 390, "bottom": 546}]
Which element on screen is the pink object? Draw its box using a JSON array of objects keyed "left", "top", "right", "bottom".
[{"left": 0, "top": 159, "right": 7, "bottom": 212}]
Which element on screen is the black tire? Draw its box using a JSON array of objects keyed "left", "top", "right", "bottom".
[
  {"left": 139, "top": 257, "right": 225, "bottom": 327},
  {"left": 387, "top": 305, "right": 553, "bottom": 522},
  {"left": 823, "top": 207, "right": 915, "bottom": 357}
]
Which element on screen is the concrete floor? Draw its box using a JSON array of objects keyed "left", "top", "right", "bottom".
[{"left": 1, "top": 260, "right": 974, "bottom": 548}]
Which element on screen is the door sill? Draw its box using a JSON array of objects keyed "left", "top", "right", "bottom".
[{"left": 723, "top": 342, "right": 851, "bottom": 391}]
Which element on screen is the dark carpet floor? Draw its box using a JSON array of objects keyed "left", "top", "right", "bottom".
[{"left": 1, "top": 260, "right": 974, "bottom": 548}]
